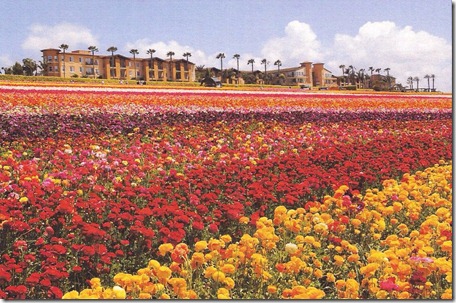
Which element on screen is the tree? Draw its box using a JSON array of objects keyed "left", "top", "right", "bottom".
[
  {"left": 274, "top": 60, "right": 282, "bottom": 73},
  {"left": 368, "top": 66, "right": 374, "bottom": 88},
  {"left": 424, "top": 74, "right": 430, "bottom": 92},
  {"left": 183, "top": 52, "right": 192, "bottom": 81},
  {"left": 167, "top": 51, "right": 175, "bottom": 80},
  {"left": 22, "top": 58, "right": 37, "bottom": 76},
  {"left": 233, "top": 54, "right": 240, "bottom": 77},
  {"left": 216, "top": 53, "right": 225, "bottom": 77},
  {"left": 147, "top": 49, "right": 156, "bottom": 79},
  {"left": 247, "top": 59, "right": 255, "bottom": 73},
  {"left": 12, "top": 62, "right": 24, "bottom": 75},
  {"left": 375, "top": 68, "right": 382, "bottom": 74},
  {"left": 130, "top": 49, "right": 139, "bottom": 79},
  {"left": 431, "top": 74, "right": 435, "bottom": 91},
  {"left": 407, "top": 76, "right": 414, "bottom": 90},
  {"left": 348, "top": 65, "right": 356, "bottom": 85},
  {"left": 59, "top": 44, "right": 69, "bottom": 78},
  {"left": 384, "top": 67, "right": 391, "bottom": 90},
  {"left": 261, "top": 59, "right": 268, "bottom": 84},
  {"left": 88, "top": 46, "right": 99, "bottom": 78},
  {"left": 38, "top": 59, "right": 49, "bottom": 76},
  {"left": 107, "top": 46, "right": 118, "bottom": 77},
  {"left": 414, "top": 76, "right": 420, "bottom": 91},
  {"left": 339, "top": 65, "right": 345, "bottom": 85},
  {"left": 357, "top": 68, "right": 365, "bottom": 88}
]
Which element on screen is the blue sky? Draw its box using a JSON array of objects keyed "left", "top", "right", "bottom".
[{"left": 1, "top": 0, "right": 453, "bottom": 91}]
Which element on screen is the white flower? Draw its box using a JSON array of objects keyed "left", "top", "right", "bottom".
[{"left": 285, "top": 242, "right": 298, "bottom": 254}]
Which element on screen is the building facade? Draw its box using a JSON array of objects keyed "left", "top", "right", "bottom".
[
  {"left": 244, "top": 61, "right": 338, "bottom": 88},
  {"left": 40, "top": 48, "right": 196, "bottom": 82}
]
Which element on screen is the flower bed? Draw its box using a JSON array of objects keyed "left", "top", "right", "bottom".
[
  {"left": 0, "top": 87, "right": 452, "bottom": 299},
  {"left": 61, "top": 161, "right": 453, "bottom": 299}
]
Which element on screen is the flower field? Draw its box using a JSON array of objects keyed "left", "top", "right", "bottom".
[{"left": 0, "top": 87, "right": 452, "bottom": 299}]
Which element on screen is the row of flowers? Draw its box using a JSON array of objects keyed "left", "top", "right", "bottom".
[
  {"left": 60, "top": 162, "right": 452, "bottom": 299},
  {"left": 0, "top": 89, "right": 452, "bottom": 298}
]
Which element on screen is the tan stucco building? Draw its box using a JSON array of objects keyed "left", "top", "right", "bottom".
[{"left": 41, "top": 48, "right": 196, "bottom": 82}]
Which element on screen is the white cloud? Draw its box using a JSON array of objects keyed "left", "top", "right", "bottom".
[
  {"left": 326, "top": 21, "right": 452, "bottom": 92},
  {"left": 0, "top": 55, "right": 14, "bottom": 69},
  {"left": 22, "top": 23, "right": 98, "bottom": 51},
  {"left": 260, "top": 20, "right": 324, "bottom": 67}
]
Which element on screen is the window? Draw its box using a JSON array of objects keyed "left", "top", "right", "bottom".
[
  {"left": 80, "top": 67, "right": 83, "bottom": 73},
  {"left": 69, "top": 56, "right": 74, "bottom": 62},
  {"left": 54, "top": 56, "right": 58, "bottom": 61},
  {"left": 47, "top": 55, "right": 52, "bottom": 62},
  {"left": 136, "top": 63, "right": 139, "bottom": 68},
  {"left": 79, "top": 57, "right": 82, "bottom": 63},
  {"left": 48, "top": 66, "right": 53, "bottom": 72},
  {"left": 54, "top": 66, "right": 58, "bottom": 71},
  {"left": 70, "top": 66, "right": 74, "bottom": 72},
  {"left": 95, "top": 69, "right": 99, "bottom": 75}
]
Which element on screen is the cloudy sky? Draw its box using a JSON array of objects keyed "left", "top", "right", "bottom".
[{"left": 1, "top": 0, "right": 452, "bottom": 91}]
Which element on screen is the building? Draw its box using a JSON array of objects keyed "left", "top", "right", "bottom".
[
  {"left": 241, "top": 61, "right": 338, "bottom": 88},
  {"left": 40, "top": 48, "right": 196, "bottom": 82}
]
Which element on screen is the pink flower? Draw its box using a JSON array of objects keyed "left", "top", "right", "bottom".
[{"left": 379, "top": 277, "right": 399, "bottom": 292}]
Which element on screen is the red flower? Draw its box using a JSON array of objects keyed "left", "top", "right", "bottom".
[
  {"left": 379, "top": 277, "right": 399, "bottom": 292},
  {"left": 0, "top": 268, "right": 11, "bottom": 283}
]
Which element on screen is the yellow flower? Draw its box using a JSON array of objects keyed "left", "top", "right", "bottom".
[
  {"left": 441, "top": 289, "right": 452, "bottom": 299},
  {"left": 347, "top": 254, "right": 360, "bottom": 263},
  {"left": 223, "top": 277, "right": 235, "bottom": 290},
  {"left": 221, "top": 263, "right": 236, "bottom": 274},
  {"left": 62, "top": 290, "right": 79, "bottom": 299},
  {"left": 334, "top": 255, "right": 345, "bottom": 266},
  {"left": 158, "top": 243, "right": 174, "bottom": 256},
  {"left": 220, "top": 235, "right": 232, "bottom": 244},
  {"left": 239, "top": 216, "right": 250, "bottom": 224},
  {"left": 267, "top": 285, "right": 277, "bottom": 294},
  {"left": 19, "top": 196, "right": 29, "bottom": 204},
  {"left": 360, "top": 263, "right": 380, "bottom": 277},
  {"left": 351, "top": 218, "right": 362, "bottom": 228},
  {"left": 148, "top": 259, "right": 160, "bottom": 269},
  {"left": 204, "top": 266, "right": 217, "bottom": 278},
  {"left": 194, "top": 241, "right": 208, "bottom": 252},
  {"left": 217, "top": 287, "right": 230, "bottom": 299},
  {"left": 156, "top": 266, "right": 172, "bottom": 283},
  {"left": 441, "top": 240, "right": 452, "bottom": 252},
  {"left": 376, "top": 290, "right": 389, "bottom": 299},
  {"left": 326, "top": 273, "right": 336, "bottom": 283},
  {"left": 112, "top": 286, "right": 126, "bottom": 299}
]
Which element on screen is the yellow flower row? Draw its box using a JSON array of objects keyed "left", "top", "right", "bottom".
[{"left": 63, "top": 161, "right": 452, "bottom": 299}]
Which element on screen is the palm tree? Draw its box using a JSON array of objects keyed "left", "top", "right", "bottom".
[
  {"left": 414, "top": 76, "right": 420, "bottom": 92},
  {"left": 248, "top": 59, "right": 255, "bottom": 73},
  {"left": 59, "top": 44, "right": 69, "bottom": 78},
  {"left": 216, "top": 53, "right": 225, "bottom": 77},
  {"left": 431, "top": 74, "right": 435, "bottom": 91},
  {"left": 129, "top": 49, "right": 139, "bottom": 80},
  {"left": 182, "top": 52, "right": 192, "bottom": 81},
  {"left": 261, "top": 59, "right": 268, "bottom": 84},
  {"left": 88, "top": 46, "right": 98, "bottom": 78},
  {"left": 368, "top": 66, "right": 374, "bottom": 88},
  {"left": 348, "top": 65, "right": 356, "bottom": 85},
  {"left": 339, "top": 64, "right": 345, "bottom": 85},
  {"left": 424, "top": 74, "right": 430, "bottom": 92},
  {"left": 107, "top": 46, "right": 118, "bottom": 77},
  {"left": 358, "top": 68, "right": 365, "bottom": 88},
  {"left": 167, "top": 51, "right": 175, "bottom": 80},
  {"left": 384, "top": 67, "right": 391, "bottom": 89},
  {"left": 407, "top": 76, "right": 414, "bottom": 90},
  {"left": 147, "top": 49, "right": 156, "bottom": 67},
  {"left": 375, "top": 68, "right": 381, "bottom": 74},
  {"left": 274, "top": 59, "right": 282, "bottom": 73},
  {"left": 233, "top": 54, "right": 240, "bottom": 76}
]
